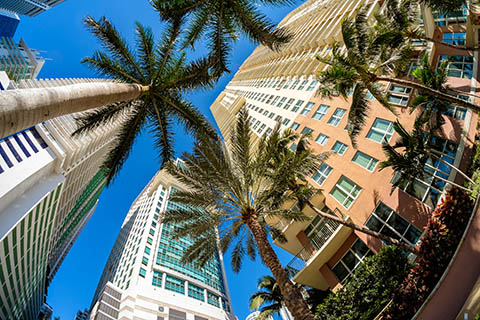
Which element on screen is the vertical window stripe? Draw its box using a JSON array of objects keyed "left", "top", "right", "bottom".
[
  {"left": 6, "top": 138, "right": 22, "bottom": 162},
  {"left": 14, "top": 135, "right": 30, "bottom": 157}
]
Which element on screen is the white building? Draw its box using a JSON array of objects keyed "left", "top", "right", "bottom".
[
  {"left": 0, "top": 76, "right": 121, "bottom": 319},
  {"left": 89, "top": 167, "right": 235, "bottom": 320}
]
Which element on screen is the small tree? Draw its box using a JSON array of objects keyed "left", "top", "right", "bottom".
[{"left": 316, "top": 246, "right": 410, "bottom": 320}]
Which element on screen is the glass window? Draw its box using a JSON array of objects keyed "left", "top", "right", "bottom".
[
  {"left": 316, "top": 134, "right": 329, "bottom": 146},
  {"left": 332, "top": 239, "right": 373, "bottom": 283},
  {"left": 312, "top": 105, "right": 330, "bottom": 120},
  {"left": 433, "top": 7, "right": 467, "bottom": 26},
  {"left": 442, "top": 32, "right": 466, "bottom": 45},
  {"left": 327, "top": 108, "right": 346, "bottom": 126},
  {"left": 142, "top": 257, "right": 149, "bottom": 265},
  {"left": 298, "top": 80, "right": 309, "bottom": 90},
  {"left": 265, "top": 95, "right": 274, "bottom": 104},
  {"left": 290, "top": 79, "right": 300, "bottom": 89},
  {"left": 365, "top": 202, "right": 422, "bottom": 246},
  {"left": 330, "top": 176, "right": 362, "bottom": 209},
  {"left": 367, "top": 118, "right": 394, "bottom": 143},
  {"left": 282, "top": 118, "right": 290, "bottom": 126},
  {"left": 291, "top": 122, "right": 300, "bottom": 130},
  {"left": 291, "top": 100, "right": 304, "bottom": 112},
  {"left": 444, "top": 106, "right": 467, "bottom": 120},
  {"left": 139, "top": 268, "right": 146, "bottom": 278},
  {"left": 277, "top": 97, "right": 287, "bottom": 108},
  {"left": 188, "top": 283, "right": 205, "bottom": 302},
  {"left": 301, "top": 127, "right": 313, "bottom": 135},
  {"left": 312, "top": 163, "right": 332, "bottom": 186},
  {"left": 145, "top": 247, "right": 151, "bottom": 255},
  {"left": 388, "top": 86, "right": 411, "bottom": 106},
  {"left": 271, "top": 96, "right": 280, "bottom": 105},
  {"left": 284, "top": 98, "right": 295, "bottom": 110},
  {"left": 352, "top": 151, "right": 378, "bottom": 171},
  {"left": 283, "top": 79, "right": 292, "bottom": 89},
  {"left": 332, "top": 141, "right": 348, "bottom": 155},
  {"left": 306, "top": 80, "right": 318, "bottom": 91},
  {"left": 301, "top": 102, "right": 315, "bottom": 115},
  {"left": 207, "top": 291, "right": 220, "bottom": 307},
  {"left": 258, "top": 123, "right": 266, "bottom": 134},
  {"left": 165, "top": 275, "right": 185, "bottom": 294},
  {"left": 438, "top": 55, "right": 474, "bottom": 79}
]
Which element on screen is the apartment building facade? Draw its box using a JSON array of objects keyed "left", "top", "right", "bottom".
[
  {"left": 0, "top": 37, "right": 45, "bottom": 81},
  {"left": 210, "top": 0, "right": 478, "bottom": 292},
  {"left": 0, "top": 77, "right": 120, "bottom": 319},
  {"left": 89, "top": 167, "right": 235, "bottom": 320},
  {"left": 0, "top": 0, "right": 65, "bottom": 17}
]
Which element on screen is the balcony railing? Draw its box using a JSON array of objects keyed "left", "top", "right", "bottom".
[{"left": 286, "top": 218, "right": 341, "bottom": 278}]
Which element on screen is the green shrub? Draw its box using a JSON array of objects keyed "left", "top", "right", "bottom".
[
  {"left": 316, "top": 246, "right": 410, "bottom": 320},
  {"left": 382, "top": 187, "right": 474, "bottom": 319}
]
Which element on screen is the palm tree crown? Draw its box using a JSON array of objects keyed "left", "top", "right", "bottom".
[
  {"left": 74, "top": 15, "right": 217, "bottom": 184},
  {"left": 152, "top": 0, "right": 294, "bottom": 75},
  {"left": 249, "top": 275, "right": 284, "bottom": 319}
]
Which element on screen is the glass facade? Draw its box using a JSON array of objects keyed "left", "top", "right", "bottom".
[{"left": 156, "top": 199, "right": 226, "bottom": 294}]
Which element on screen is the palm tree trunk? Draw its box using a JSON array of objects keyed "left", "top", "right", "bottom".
[
  {"left": 407, "top": 32, "right": 479, "bottom": 52},
  {"left": 0, "top": 82, "right": 148, "bottom": 139},
  {"left": 374, "top": 75, "right": 480, "bottom": 111},
  {"left": 305, "top": 200, "right": 419, "bottom": 254},
  {"left": 246, "top": 216, "right": 315, "bottom": 320}
]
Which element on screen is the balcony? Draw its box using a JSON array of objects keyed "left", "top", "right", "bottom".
[{"left": 285, "top": 215, "right": 353, "bottom": 290}]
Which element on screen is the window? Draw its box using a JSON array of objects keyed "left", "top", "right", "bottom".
[
  {"left": 277, "top": 97, "right": 287, "bottom": 108},
  {"left": 165, "top": 275, "right": 185, "bottom": 294},
  {"left": 438, "top": 55, "right": 473, "bottom": 79},
  {"left": 142, "top": 257, "right": 149, "bottom": 265},
  {"left": 352, "top": 151, "right": 378, "bottom": 171},
  {"left": 275, "top": 115, "right": 282, "bottom": 122},
  {"left": 263, "top": 110, "right": 268, "bottom": 116},
  {"left": 365, "top": 202, "right": 422, "bottom": 246},
  {"left": 316, "top": 134, "right": 329, "bottom": 146},
  {"left": 271, "top": 96, "right": 280, "bottom": 105},
  {"left": 253, "top": 120, "right": 260, "bottom": 130},
  {"left": 261, "top": 94, "right": 267, "bottom": 102},
  {"left": 367, "top": 118, "right": 394, "bottom": 143},
  {"left": 265, "top": 95, "right": 274, "bottom": 104},
  {"left": 433, "top": 7, "right": 467, "bottom": 26},
  {"left": 393, "top": 136, "right": 458, "bottom": 207},
  {"left": 327, "top": 108, "right": 346, "bottom": 126},
  {"left": 284, "top": 98, "right": 295, "bottom": 110},
  {"left": 330, "top": 176, "right": 362, "bottom": 209},
  {"left": 312, "top": 163, "right": 332, "bottom": 185},
  {"left": 306, "top": 80, "right": 318, "bottom": 91},
  {"left": 291, "top": 122, "right": 300, "bottom": 130},
  {"left": 139, "top": 268, "right": 146, "bottom": 278},
  {"left": 298, "top": 80, "right": 309, "bottom": 90},
  {"left": 268, "top": 112, "right": 275, "bottom": 119},
  {"left": 284, "top": 79, "right": 292, "bottom": 89},
  {"left": 207, "top": 291, "right": 220, "bottom": 307},
  {"left": 301, "top": 127, "right": 313, "bottom": 135},
  {"left": 147, "top": 237, "right": 153, "bottom": 245},
  {"left": 312, "top": 105, "right": 329, "bottom": 120},
  {"left": 444, "top": 105, "right": 467, "bottom": 120},
  {"left": 290, "top": 79, "right": 300, "bottom": 89},
  {"left": 149, "top": 229, "right": 155, "bottom": 236},
  {"left": 300, "top": 102, "right": 315, "bottom": 115},
  {"left": 152, "top": 271, "right": 163, "bottom": 287},
  {"left": 265, "top": 128, "right": 273, "bottom": 136},
  {"left": 258, "top": 123, "right": 266, "bottom": 134},
  {"left": 332, "top": 141, "right": 348, "bottom": 155},
  {"left": 388, "top": 86, "right": 411, "bottom": 106},
  {"left": 188, "top": 283, "right": 205, "bottom": 302},
  {"left": 282, "top": 118, "right": 290, "bottom": 126},
  {"left": 442, "top": 32, "right": 465, "bottom": 45},
  {"left": 291, "top": 100, "right": 304, "bottom": 112},
  {"left": 144, "top": 247, "right": 151, "bottom": 255},
  {"left": 332, "top": 239, "right": 373, "bottom": 283},
  {"left": 304, "top": 212, "right": 340, "bottom": 250}
]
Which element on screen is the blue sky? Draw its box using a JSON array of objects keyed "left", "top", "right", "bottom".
[{"left": 16, "top": 1, "right": 300, "bottom": 319}]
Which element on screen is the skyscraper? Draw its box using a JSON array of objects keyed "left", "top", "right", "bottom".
[
  {"left": 0, "top": 37, "right": 45, "bottom": 80},
  {"left": 0, "top": 9, "right": 19, "bottom": 38},
  {"left": 0, "top": 0, "right": 65, "bottom": 17},
  {"left": 210, "top": 0, "right": 477, "bottom": 292},
  {"left": 89, "top": 166, "right": 235, "bottom": 320},
  {"left": 0, "top": 77, "right": 121, "bottom": 319}
]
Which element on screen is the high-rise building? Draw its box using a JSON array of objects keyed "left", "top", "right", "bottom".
[
  {"left": 89, "top": 166, "right": 235, "bottom": 320},
  {"left": 0, "top": 9, "right": 19, "bottom": 38},
  {"left": 210, "top": 0, "right": 478, "bottom": 293},
  {"left": 0, "top": 0, "right": 65, "bottom": 17},
  {"left": 75, "top": 308, "right": 90, "bottom": 320},
  {"left": 0, "top": 77, "right": 121, "bottom": 319},
  {"left": 0, "top": 37, "right": 45, "bottom": 80}
]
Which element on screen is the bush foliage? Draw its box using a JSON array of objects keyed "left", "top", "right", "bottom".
[
  {"left": 382, "top": 187, "right": 474, "bottom": 319},
  {"left": 316, "top": 246, "right": 410, "bottom": 320}
]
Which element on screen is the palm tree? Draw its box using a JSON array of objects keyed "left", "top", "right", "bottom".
[
  {"left": 317, "top": 4, "right": 480, "bottom": 144},
  {"left": 375, "top": 0, "right": 477, "bottom": 52},
  {"left": 250, "top": 274, "right": 329, "bottom": 319},
  {"left": 249, "top": 275, "right": 284, "bottom": 320},
  {"left": 419, "top": 0, "right": 466, "bottom": 13},
  {"left": 380, "top": 116, "right": 474, "bottom": 196},
  {"left": 152, "top": 0, "right": 294, "bottom": 75},
  {"left": 0, "top": 15, "right": 217, "bottom": 183},
  {"left": 163, "top": 107, "right": 320, "bottom": 320}
]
